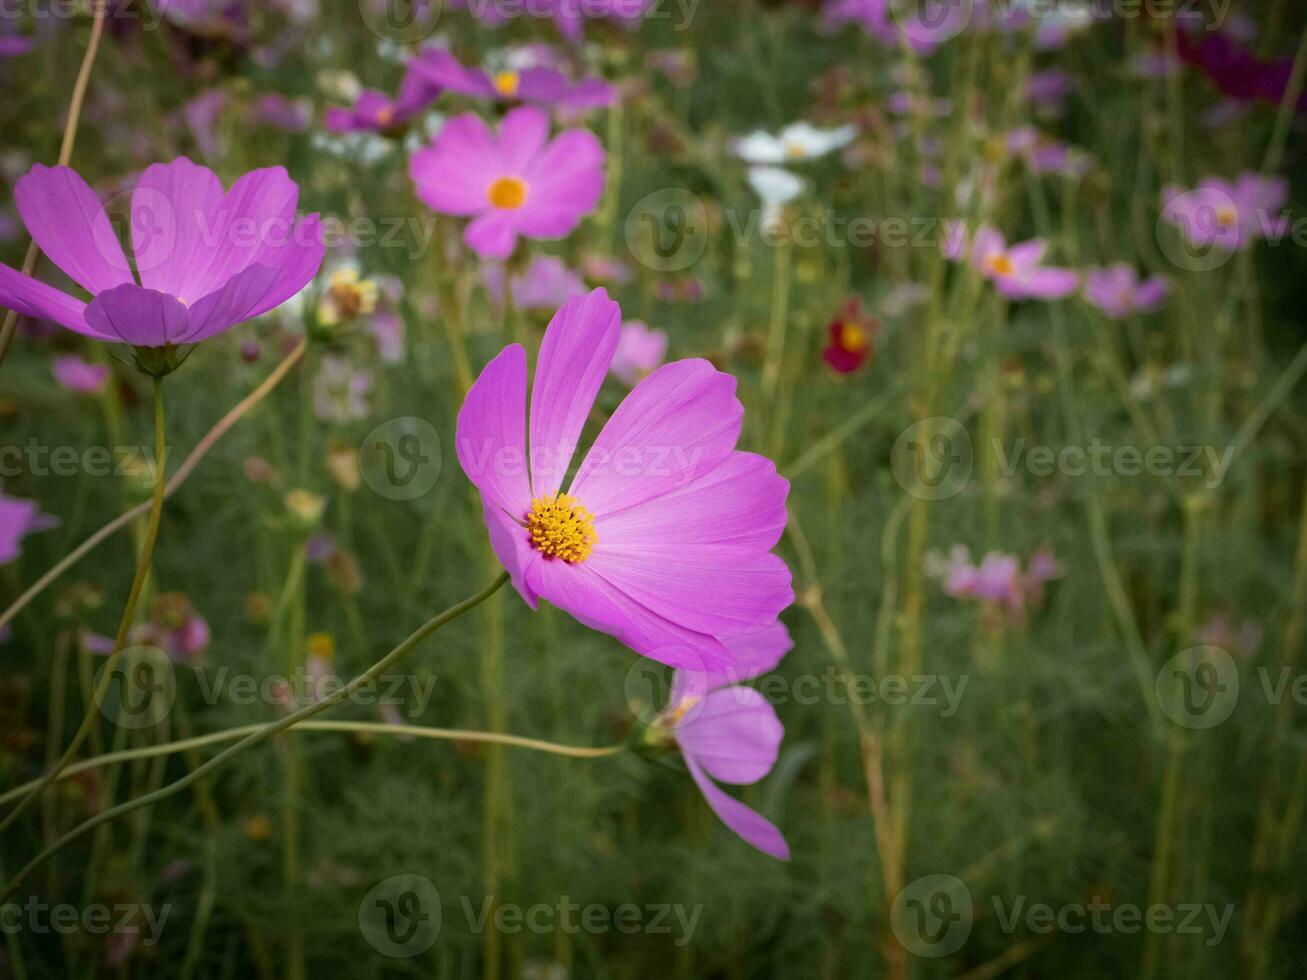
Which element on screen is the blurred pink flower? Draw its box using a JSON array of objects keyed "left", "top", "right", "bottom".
[
  {"left": 0, "top": 491, "right": 58, "bottom": 565},
  {"left": 52, "top": 354, "right": 110, "bottom": 394},
  {"left": 483, "top": 255, "right": 586, "bottom": 311},
  {"left": 326, "top": 60, "right": 441, "bottom": 134},
  {"left": 961, "top": 225, "right": 1079, "bottom": 301},
  {"left": 1083, "top": 265, "right": 1169, "bottom": 319},
  {"left": 1161, "top": 174, "right": 1290, "bottom": 253},
  {"left": 414, "top": 49, "right": 616, "bottom": 112},
  {"left": 609, "top": 320, "right": 667, "bottom": 385}
]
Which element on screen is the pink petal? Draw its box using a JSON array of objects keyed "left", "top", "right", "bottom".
[
  {"left": 14, "top": 164, "right": 133, "bottom": 295},
  {"left": 84, "top": 284, "right": 189, "bottom": 347},
  {"left": 1012, "top": 267, "right": 1079, "bottom": 300},
  {"left": 483, "top": 501, "right": 542, "bottom": 609},
  {"left": 528, "top": 288, "right": 621, "bottom": 497},
  {"left": 131, "top": 158, "right": 226, "bottom": 300},
  {"left": 1006, "top": 238, "right": 1048, "bottom": 272},
  {"left": 587, "top": 544, "right": 792, "bottom": 636},
  {"left": 497, "top": 105, "right": 552, "bottom": 173},
  {"left": 465, "top": 210, "right": 522, "bottom": 259},
  {"left": 410, "top": 113, "right": 498, "bottom": 216},
  {"left": 526, "top": 558, "right": 730, "bottom": 669},
  {"left": 516, "top": 130, "right": 605, "bottom": 237},
  {"left": 685, "top": 755, "right": 790, "bottom": 860},
  {"left": 674, "top": 622, "right": 793, "bottom": 699},
  {"left": 678, "top": 685, "right": 783, "bottom": 784},
  {"left": 970, "top": 224, "right": 1005, "bottom": 272},
  {"left": 596, "top": 451, "right": 789, "bottom": 551},
  {"left": 457, "top": 343, "right": 533, "bottom": 516},
  {"left": 0, "top": 262, "right": 100, "bottom": 338},
  {"left": 570, "top": 359, "right": 743, "bottom": 518},
  {"left": 412, "top": 49, "right": 496, "bottom": 99}
]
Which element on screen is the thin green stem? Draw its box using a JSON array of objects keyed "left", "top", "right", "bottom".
[
  {"left": 0, "top": 377, "right": 167, "bottom": 836},
  {"left": 0, "top": 572, "right": 510, "bottom": 902}
]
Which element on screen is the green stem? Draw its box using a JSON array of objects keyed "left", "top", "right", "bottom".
[
  {"left": 0, "top": 572, "right": 510, "bottom": 902},
  {"left": 0, "top": 377, "right": 167, "bottom": 836}
]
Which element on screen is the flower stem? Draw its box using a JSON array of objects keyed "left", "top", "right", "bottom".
[
  {"left": 0, "top": 376, "right": 167, "bottom": 837},
  {"left": 0, "top": 572, "right": 511, "bottom": 903},
  {"left": 0, "top": 717, "right": 623, "bottom": 811},
  {"left": 0, "top": 338, "right": 305, "bottom": 634}
]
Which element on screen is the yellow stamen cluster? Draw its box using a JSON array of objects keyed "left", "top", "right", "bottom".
[
  {"left": 987, "top": 253, "right": 1015, "bottom": 277},
  {"left": 487, "top": 175, "right": 529, "bottom": 210},
  {"left": 494, "top": 71, "right": 521, "bottom": 97},
  {"left": 526, "top": 493, "right": 597, "bottom": 563},
  {"left": 319, "top": 268, "right": 379, "bottom": 326},
  {"left": 1215, "top": 206, "right": 1238, "bottom": 228},
  {"left": 784, "top": 141, "right": 807, "bottom": 160},
  {"left": 838, "top": 323, "right": 868, "bottom": 353}
]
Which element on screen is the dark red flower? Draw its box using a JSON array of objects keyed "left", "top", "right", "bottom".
[{"left": 822, "top": 299, "right": 876, "bottom": 374}]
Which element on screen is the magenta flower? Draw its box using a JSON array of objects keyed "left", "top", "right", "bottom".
[
  {"left": 663, "top": 623, "right": 792, "bottom": 860},
  {"left": 0, "top": 491, "right": 58, "bottom": 565},
  {"left": 483, "top": 255, "right": 586, "bottom": 312},
  {"left": 456, "top": 289, "right": 792, "bottom": 669},
  {"left": 414, "top": 49, "right": 617, "bottom": 112},
  {"left": 410, "top": 107, "right": 605, "bottom": 260},
  {"left": 1161, "top": 174, "right": 1289, "bottom": 252},
  {"left": 1083, "top": 264, "right": 1169, "bottom": 319},
  {"left": 52, "top": 354, "right": 111, "bottom": 395},
  {"left": 609, "top": 320, "right": 667, "bottom": 386},
  {"left": 326, "top": 61, "right": 442, "bottom": 134},
  {"left": 967, "top": 225, "right": 1079, "bottom": 301},
  {"left": 935, "top": 546, "right": 1063, "bottom": 618},
  {"left": 461, "top": 0, "right": 649, "bottom": 41},
  {"left": 0, "top": 158, "right": 323, "bottom": 354}
]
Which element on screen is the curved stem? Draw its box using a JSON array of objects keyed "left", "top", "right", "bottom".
[
  {"left": 0, "top": 0, "right": 108, "bottom": 369},
  {"left": 0, "top": 378, "right": 167, "bottom": 836},
  {"left": 0, "top": 721, "right": 623, "bottom": 809},
  {"left": 1, "top": 572, "right": 511, "bottom": 902},
  {"left": 0, "top": 339, "right": 305, "bottom": 634}
]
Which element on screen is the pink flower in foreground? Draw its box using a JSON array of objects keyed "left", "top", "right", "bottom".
[
  {"left": 0, "top": 158, "right": 323, "bottom": 356},
  {"left": 966, "top": 225, "right": 1079, "bottom": 301},
  {"left": 609, "top": 320, "right": 667, "bottom": 385},
  {"left": 662, "top": 623, "right": 792, "bottom": 860},
  {"left": 1083, "top": 264, "right": 1169, "bottom": 319},
  {"left": 410, "top": 107, "right": 605, "bottom": 260},
  {"left": 456, "top": 289, "right": 792, "bottom": 669},
  {"left": 325, "top": 61, "right": 441, "bottom": 134},
  {"left": 0, "top": 492, "right": 58, "bottom": 565},
  {"left": 52, "top": 354, "right": 110, "bottom": 395},
  {"left": 414, "top": 49, "right": 617, "bottom": 112}
]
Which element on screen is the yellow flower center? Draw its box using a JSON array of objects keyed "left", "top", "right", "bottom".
[
  {"left": 784, "top": 141, "right": 807, "bottom": 160},
  {"left": 526, "top": 493, "right": 597, "bottom": 563},
  {"left": 494, "top": 71, "right": 520, "bottom": 97},
  {"left": 487, "top": 175, "right": 529, "bottom": 210},
  {"left": 1215, "top": 206, "right": 1238, "bottom": 227},
  {"left": 838, "top": 322, "right": 867, "bottom": 353},
  {"left": 376, "top": 107, "right": 395, "bottom": 127},
  {"left": 987, "top": 253, "right": 1015, "bottom": 277}
]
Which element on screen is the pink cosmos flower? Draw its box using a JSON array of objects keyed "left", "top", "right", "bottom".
[
  {"left": 0, "top": 492, "right": 58, "bottom": 565},
  {"left": 1083, "top": 265, "right": 1169, "bottom": 319},
  {"left": 822, "top": 0, "right": 945, "bottom": 54},
  {"left": 326, "top": 60, "right": 442, "bottom": 134},
  {"left": 935, "top": 546, "right": 1063, "bottom": 619},
  {"left": 456, "top": 289, "right": 793, "bottom": 670},
  {"left": 662, "top": 623, "right": 792, "bottom": 860},
  {"left": 0, "top": 158, "right": 323, "bottom": 351},
  {"left": 1161, "top": 174, "right": 1290, "bottom": 253},
  {"left": 609, "top": 320, "right": 667, "bottom": 385},
  {"left": 414, "top": 49, "right": 617, "bottom": 112},
  {"left": 52, "top": 354, "right": 110, "bottom": 395},
  {"left": 483, "top": 255, "right": 586, "bottom": 311},
  {"left": 1006, "top": 127, "right": 1091, "bottom": 178},
  {"left": 965, "top": 225, "right": 1079, "bottom": 301},
  {"left": 410, "top": 107, "right": 605, "bottom": 260}
]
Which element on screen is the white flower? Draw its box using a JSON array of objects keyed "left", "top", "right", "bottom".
[
  {"left": 734, "top": 122, "right": 858, "bottom": 164},
  {"left": 746, "top": 166, "right": 806, "bottom": 229}
]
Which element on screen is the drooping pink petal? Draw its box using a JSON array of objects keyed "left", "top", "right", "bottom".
[
  {"left": 528, "top": 288, "right": 621, "bottom": 497},
  {"left": 14, "top": 165, "right": 132, "bottom": 295},
  {"left": 130, "top": 157, "right": 227, "bottom": 300},
  {"left": 596, "top": 452, "right": 789, "bottom": 551},
  {"left": 0, "top": 262, "right": 101, "bottom": 338},
  {"left": 84, "top": 284, "right": 189, "bottom": 347},
  {"left": 587, "top": 544, "right": 792, "bottom": 637},
  {"left": 456, "top": 344, "right": 533, "bottom": 516},
  {"left": 684, "top": 755, "right": 790, "bottom": 860},
  {"left": 526, "top": 558, "right": 730, "bottom": 669},
  {"left": 677, "top": 685, "right": 783, "bottom": 784},
  {"left": 483, "top": 502, "right": 543, "bottom": 609},
  {"left": 412, "top": 49, "right": 497, "bottom": 99},
  {"left": 570, "top": 359, "right": 743, "bottom": 518}
]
